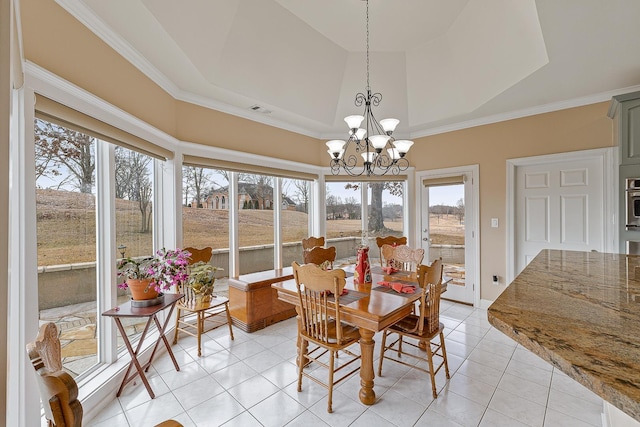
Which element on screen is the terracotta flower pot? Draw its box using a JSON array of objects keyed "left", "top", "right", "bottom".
[{"left": 126, "top": 278, "right": 159, "bottom": 300}]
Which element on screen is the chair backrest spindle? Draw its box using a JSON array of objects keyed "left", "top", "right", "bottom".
[
  {"left": 381, "top": 244, "right": 424, "bottom": 273},
  {"left": 292, "top": 262, "right": 347, "bottom": 345}
]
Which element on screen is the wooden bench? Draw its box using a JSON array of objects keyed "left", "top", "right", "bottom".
[{"left": 228, "top": 267, "right": 296, "bottom": 332}]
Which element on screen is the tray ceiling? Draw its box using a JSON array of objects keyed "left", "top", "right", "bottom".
[{"left": 57, "top": 0, "right": 640, "bottom": 139}]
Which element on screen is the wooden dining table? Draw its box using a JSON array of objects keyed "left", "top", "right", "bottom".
[{"left": 272, "top": 267, "right": 426, "bottom": 405}]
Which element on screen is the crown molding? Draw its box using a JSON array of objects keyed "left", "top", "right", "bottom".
[
  {"left": 411, "top": 84, "right": 640, "bottom": 139},
  {"left": 175, "top": 90, "right": 322, "bottom": 139},
  {"left": 55, "top": 0, "right": 180, "bottom": 97}
]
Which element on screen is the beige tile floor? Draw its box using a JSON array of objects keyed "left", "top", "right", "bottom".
[{"left": 86, "top": 299, "right": 605, "bottom": 427}]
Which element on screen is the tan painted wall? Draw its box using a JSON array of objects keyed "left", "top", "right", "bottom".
[
  {"left": 409, "top": 102, "right": 614, "bottom": 300},
  {"left": 19, "top": 0, "right": 616, "bottom": 302},
  {"left": 176, "top": 102, "right": 321, "bottom": 165},
  {"left": 20, "top": 0, "right": 177, "bottom": 136}
]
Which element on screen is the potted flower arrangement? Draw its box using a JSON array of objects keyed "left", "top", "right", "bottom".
[
  {"left": 117, "top": 248, "right": 191, "bottom": 301},
  {"left": 186, "top": 261, "right": 222, "bottom": 303}
]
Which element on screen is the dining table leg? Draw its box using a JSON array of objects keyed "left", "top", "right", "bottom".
[{"left": 358, "top": 327, "right": 376, "bottom": 405}]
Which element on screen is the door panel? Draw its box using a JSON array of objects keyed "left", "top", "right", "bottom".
[
  {"left": 561, "top": 195, "right": 587, "bottom": 244},
  {"left": 524, "top": 196, "right": 549, "bottom": 242},
  {"left": 515, "top": 158, "right": 603, "bottom": 275}
]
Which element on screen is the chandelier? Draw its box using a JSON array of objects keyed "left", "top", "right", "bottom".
[{"left": 326, "top": 0, "right": 413, "bottom": 177}]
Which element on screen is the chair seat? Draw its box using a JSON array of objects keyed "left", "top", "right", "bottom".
[
  {"left": 177, "top": 295, "right": 229, "bottom": 312},
  {"left": 301, "top": 319, "right": 360, "bottom": 346},
  {"left": 388, "top": 316, "right": 444, "bottom": 340}
]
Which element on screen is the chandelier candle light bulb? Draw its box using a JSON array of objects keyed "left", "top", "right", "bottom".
[{"left": 327, "top": 0, "right": 413, "bottom": 176}]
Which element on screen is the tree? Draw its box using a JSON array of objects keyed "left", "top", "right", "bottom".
[
  {"left": 345, "top": 182, "right": 403, "bottom": 233},
  {"left": 184, "top": 166, "right": 212, "bottom": 208},
  {"left": 455, "top": 198, "right": 465, "bottom": 224},
  {"left": 293, "top": 180, "right": 310, "bottom": 213},
  {"left": 114, "top": 147, "right": 153, "bottom": 233},
  {"left": 326, "top": 191, "right": 342, "bottom": 220},
  {"left": 34, "top": 118, "right": 95, "bottom": 193},
  {"left": 343, "top": 196, "right": 360, "bottom": 220}
]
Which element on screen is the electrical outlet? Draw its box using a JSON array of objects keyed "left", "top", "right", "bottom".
[{"left": 492, "top": 274, "right": 499, "bottom": 285}]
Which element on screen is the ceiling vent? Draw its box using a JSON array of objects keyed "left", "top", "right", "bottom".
[{"left": 249, "top": 104, "right": 272, "bottom": 114}]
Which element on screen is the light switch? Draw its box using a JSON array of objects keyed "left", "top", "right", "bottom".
[{"left": 491, "top": 218, "right": 499, "bottom": 228}]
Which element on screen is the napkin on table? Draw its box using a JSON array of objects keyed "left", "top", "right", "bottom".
[{"left": 378, "top": 281, "right": 415, "bottom": 294}]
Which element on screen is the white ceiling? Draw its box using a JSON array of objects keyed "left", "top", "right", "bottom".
[{"left": 58, "top": 0, "right": 640, "bottom": 139}]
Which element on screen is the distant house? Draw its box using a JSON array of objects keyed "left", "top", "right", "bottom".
[
  {"left": 281, "top": 196, "right": 297, "bottom": 211},
  {"left": 192, "top": 182, "right": 296, "bottom": 211}
]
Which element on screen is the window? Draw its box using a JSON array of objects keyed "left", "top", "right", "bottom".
[
  {"left": 182, "top": 166, "right": 229, "bottom": 250},
  {"left": 325, "top": 180, "right": 406, "bottom": 264},
  {"left": 326, "top": 181, "right": 362, "bottom": 239},
  {"left": 238, "top": 173, "right": 274, "bottom": 273},
  {"left": 35, "top": 118, "right": 98, "bottom": 378},
  {"left": 282, "top": 178, "right": 312, "bottom": 266},
  {"left": 114, "top": 146, "right": 156, "bottom": 350},
  {"left": 369, "top": 181, "right": 404, "bottom": 239}
]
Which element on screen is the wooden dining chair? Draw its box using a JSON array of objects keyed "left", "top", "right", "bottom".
[
  {"left": 174, "top": 246, "right": 234, "bottom": 357},
  {"left": 27, "top": 323, "right": 182, "bottom": 427},
  {"left": 376, "top": 235, "right": 407, "bottom": 266},
  {"left": 303, "top": 245, "right": 337, "bottom": 269},
  {"left": 377, "top": 258, "right": 450, "bottom": 398},
  {"left": 292, "top": 262, "right": 361, "bottom": 413},
  {"left": 302, "top": 236, "right": 325, "bottom": 252},
  {"left": 183, "top": 246, "right": 213, "bottom": 264},
  {"left": 381, "top": 244, "right": 424, "bottom": 273},
  {"left": 27, "top": 323, "right": 82, "bottom": 427}
]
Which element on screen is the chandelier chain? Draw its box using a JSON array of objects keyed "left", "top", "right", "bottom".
[{"left": 366, "top": 0, "right": 370, "bottom": 91}]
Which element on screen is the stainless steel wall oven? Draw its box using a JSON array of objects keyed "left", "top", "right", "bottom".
[{"left": 626, "top": 178, "right": 640, "bottom": 230}]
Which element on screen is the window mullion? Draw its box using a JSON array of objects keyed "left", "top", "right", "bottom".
[
  {"left": 96, "top": 141, "right": 117, "bottom": 363},
  {"left": 274, "top": 177, "right": 282, "bottom": 269},
  {"left": 361, "top": 183, "right": 369, "bottom": 243}
]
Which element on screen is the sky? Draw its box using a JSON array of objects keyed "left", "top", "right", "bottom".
[{"left": 428, "top": 185, "right": 465, "bottom": 206}]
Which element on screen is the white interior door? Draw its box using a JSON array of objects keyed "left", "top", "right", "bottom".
[
  {"left": 515, "top": 157, "right": 604, "bottom": 275},
  {"left": 420, "top": 169, "right": 477, "bottom": 305}
]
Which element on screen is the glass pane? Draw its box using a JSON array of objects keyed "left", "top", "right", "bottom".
[
  {"left": 368, "top": 182, "right": 404, "bottom": 238},
  {"left": 282, "top": 178, "right": 311, "bottom": 266},
  {"left": 35, "top": 118, "right": 98, "bottom": 378},
  {"left": 182, "top": 167, "right": 229, "bottom": 283},
  {"left": 325, "top": 181, "right": 361, "bottom": 265},
  {"left": 428, "top": 184, "right": 465, "bottom": 286},
  {"left": 238, "top": 173, "right": 274, "bottom": 273},
  {"left": 114, "top": 146, "right": 155, "bottom": 350}
]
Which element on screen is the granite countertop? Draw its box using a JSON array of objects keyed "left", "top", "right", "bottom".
[{"left": 488, "top": 250, "right": 640, "bottom": 422}]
